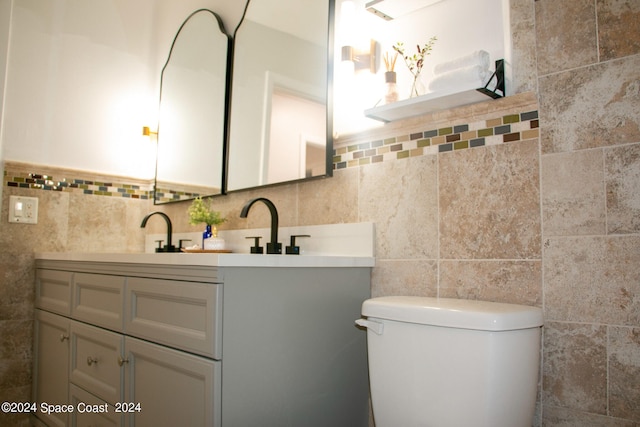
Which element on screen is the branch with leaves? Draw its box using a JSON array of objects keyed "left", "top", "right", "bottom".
[
  {"left": 392, "top": 36, "right": 437, "bottom": 78},
  {"left": 188, "top": 197, "right": 226, "bottom": 226}
]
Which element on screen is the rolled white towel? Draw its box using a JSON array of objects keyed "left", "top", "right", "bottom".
[
  {"left": 428, "top": 64, "right": 491, "bottom": 92},
  {"left": 432, "top": 50, "right": 490, "bottom": 75}
]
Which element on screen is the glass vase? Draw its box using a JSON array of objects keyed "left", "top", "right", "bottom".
[
  {"left": 409, "top": 73, "right": 425, "bottom": 98},
  {"left": 203, "top": 225, "right": 225, "bottom": 250}
]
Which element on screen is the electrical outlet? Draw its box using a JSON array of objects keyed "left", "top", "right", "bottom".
[{"left": 9, "top": 196, "right": 39, "bottom": 224}]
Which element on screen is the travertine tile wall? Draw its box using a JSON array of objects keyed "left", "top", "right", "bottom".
[
  {"left": 535, "top": 0, "right": 640, "bottom": 425},
  {"left": 0, "top": 1, "right": 639, "bottom": 427},
  {"left": 0, "top": 168, "right": 150, "bottom": 426}
]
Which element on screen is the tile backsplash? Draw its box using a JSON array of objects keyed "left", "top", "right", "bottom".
[
  {"left": 3, "top": 167, "right": 208, "bottom": 203},
  {"left": 4, "top": 169, "right": 152, "bottom": 199},
  {"left": 334, "top": 110, "right": 539, "bottom": 169}
]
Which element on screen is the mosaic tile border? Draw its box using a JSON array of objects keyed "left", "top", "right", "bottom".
[
  {"left": 4, "top": 170, "right": 153, "bottom": 199},
  {"left": 153, "top": 187, "right": 205, "bottom": 203},
  {"left": 3, "top": 168, "right": 206, "bottom": 203},
  {"left": 333, "top": 110, "right": 539, "bottom": 169}
]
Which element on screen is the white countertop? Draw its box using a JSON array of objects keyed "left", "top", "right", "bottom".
[
  {"left": 37, "top": 223, "right": 376, "bottom": 268},
  {"left": 35, "top": 252, "right": 375, "bottom": 268}
]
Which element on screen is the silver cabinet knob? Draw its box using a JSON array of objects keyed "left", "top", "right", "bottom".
[
  {"left": 86, "top": 356, "right": 98, "bottom": 366},
  {"left": 117, "top": 356, "right": 129, "bottom": 367}
]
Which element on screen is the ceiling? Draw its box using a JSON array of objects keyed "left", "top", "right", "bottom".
[{"left": 365, "top": 0, "right": 446, "bottom": 20}]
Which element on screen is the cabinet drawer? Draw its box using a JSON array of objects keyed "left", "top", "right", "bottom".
[
  {"left": 35, "top": 269, "right": 72, "bottom": 315},
  {"left": 70, "top": 320, "right": 124, "bottom": 405},
  {"left": 72, "top": 273, "right": 125, "bottom": 332},
  {"left": 70, "top": 384, "right": 123, "bottom": 427},
  {"left": 125, "top": 278, "right": 222, "bottom": 359}
]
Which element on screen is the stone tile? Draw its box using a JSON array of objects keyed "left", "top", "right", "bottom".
[
  {"left": 298, "top": 167, "right": 359, "bottom": 225},
  {"left": 67, "top": 192, "right": 144, "bottom": 252},
  {"left": 124, "top": 198, "right": 152, "bottom": 252},
  {"left": 439, "top": 260, "right": 542, "bottom": 306},
  {"left": 605, "top": 143, "right": 640, "bottom": 234},
  {"left": 439, "top": 139, "right": 541, "bottom": 260},
  {"left": 509, "top": 0, "right": 538, "bottom": 94},
  {"left": 609, "top": 326, "right": 640, "bottom": 422},
  {"left": 0, "top": 320, "right": 31, "bottom": 360},
  {"left": 1, "top": 187, "right": 69, "bottom": 253},
  {"left": 0, "top": 399, "right": 30, "bottom": 427},
  {"left": 597, "top": 0, "right": 640, "bottom": 61},
  {"left": 539, "top": 56, "right": 640, "bottom": 154},
  {"left": 535, "top": 0, "right": 598, "bottom": 75},
  {"left": 544, "top": 235, "right": 640, "bottom": 325},
  {"left": 359, "top": 155, "right": 438, "bottom": 259},
  {"left": 543, "top": 322, "right": 608, "bottom": 414},
  {"left": 227, "top": 184, "right": 300, "bottom": 230},
  {"left": 0, "top": 253, "right": 34, "bottom": 321},
  {"left": 371, "top": 260, "right": 437, "bottom": 298},
  {"left": 542, "top": 405, "right": 639, "bottom": 426},
  {"left": 0, "top": 330, "right": 31, "bottom": 390},
  {"left": 155, "top": 200, "right": 192, "bottom": 234},
  {"left": 541, "top": 150, "right": 606, "bottom": 236}
]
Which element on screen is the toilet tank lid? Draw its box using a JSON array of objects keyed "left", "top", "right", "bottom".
[{"left": 361, "top": 296, "right": 543, "bottom": 331}]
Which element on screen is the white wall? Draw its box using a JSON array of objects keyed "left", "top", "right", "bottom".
[
  {"left": 1, "top": 0, "right": 246, "bottom": 180},
  {"left": 0, "top": 0, "right": 13, "bottom": 202},
  {"left": 333, "top": 0, "right": 509, "bottom": 136}
]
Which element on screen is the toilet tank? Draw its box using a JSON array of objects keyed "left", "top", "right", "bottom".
[{"left": 359, "top": 296, "right": 543, "bottom": 427}]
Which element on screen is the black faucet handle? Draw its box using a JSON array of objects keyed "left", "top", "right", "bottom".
[
  {"left": 286, "top": 235, "right": 310, "bottom": 255},
  {"left": 154, "top": 240, "right": 164, "bottom": 252},
  {"left": 178, "top": 239, "right": 191, "bottom": 250},
  {"left": 246, "top": 236, "right": 264, "bottom": 254}
]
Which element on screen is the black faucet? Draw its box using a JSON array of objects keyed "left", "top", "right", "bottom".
[
  {"left": 140, "top": 211, "right": 180, "bottom": 253},
  {"left": 239, "top": 198, "right": 281, "bottom": 254}
]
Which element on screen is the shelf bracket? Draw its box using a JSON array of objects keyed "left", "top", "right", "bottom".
[{"left": 476, "top": 59, "right": 505, "bottom": 99}]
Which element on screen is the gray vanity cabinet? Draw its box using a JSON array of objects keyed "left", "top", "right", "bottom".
[
  {"left": 32, "top": 258, "right": 370, "bottom": 427},
  {"left": 220, "top": 267, "right": 371, "bottom": 427},
  {"left": 33, "top": 308, "right": 70, "bottom": 427},
  {"left": 33, "top": 264, "right": 220, "bottom": 427}
]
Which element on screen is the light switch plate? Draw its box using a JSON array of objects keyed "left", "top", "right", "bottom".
[{"left": 9, "top": 195, "right": 39, "bottom": 224}]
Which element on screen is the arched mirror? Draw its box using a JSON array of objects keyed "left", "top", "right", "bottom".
[
  {"left": 154, "top": 9, "right": 230, "bottom": 204},
  {"left": 226, "top": 0, "right": 334, "bottom": 192}
]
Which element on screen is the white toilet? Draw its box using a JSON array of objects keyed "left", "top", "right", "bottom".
[{"left": 356, "top": 296, "right": 543, "bottom": 427}]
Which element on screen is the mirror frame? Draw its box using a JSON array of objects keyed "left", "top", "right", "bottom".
[
  {"left": 154, "top": 9, "right": 231, "bottom": 204},
  {"left": 224, "top": 0, "right": 335, "bottom": 193}
]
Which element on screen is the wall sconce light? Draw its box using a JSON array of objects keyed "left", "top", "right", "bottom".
[
  {"left": 341, "top": 39, "right": 380, "bottom": 73},
  {"left": 142, "top": 126, "right": 157, "bottom": 137},
  {"left": 339, "top": 0, "right": 380, "bottom": 74}
]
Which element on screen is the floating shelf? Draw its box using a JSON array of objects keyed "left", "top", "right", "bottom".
[
  {"left": 365, "top": 59, "right": 505, "bottom": 123},
  {"left": 364, "top": 87, "right": 498, "bottom": 122}
]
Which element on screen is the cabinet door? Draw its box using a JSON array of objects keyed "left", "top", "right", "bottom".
[
  {"left": 33, "top": 309, "right": 70, "bottom": 427},
  {"left": 69, "top": 320, "right": 124, "bottom": 405},
  {"left": 123, "top": 336, "right": 220, "bottom": 427},
  {"left": 69, "top": 384, "right": 123, "bottom": 427},
  {"left": 72, "top": 273, "right": 125, "bottom": 332},
  {"left": 35, "top": 269, "right": 72, "bottom": 315},
  {"left": 125, "top": 278, "right": 221, "bottom": 359}
]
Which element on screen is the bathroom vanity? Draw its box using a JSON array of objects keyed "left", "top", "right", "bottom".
[{"left": 31, "top": 252, "right": 373, "bottom": 427}]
